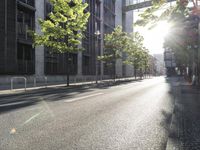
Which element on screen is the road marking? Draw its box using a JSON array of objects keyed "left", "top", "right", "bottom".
[
  {"left": 22, "top": 111, "right": 44, "bottom": 125},
  {"left": 0, "top": 101, "right": 28, "bottom": 107},
  {"left": 64, "top": 93, "right": 104, "bottom": 103}
]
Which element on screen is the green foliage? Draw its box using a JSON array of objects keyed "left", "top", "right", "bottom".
[
  {"left": 162, "top": 1, "right": 198, "bottom": 68},
  {"left": 124, "top": 32, "right": 150, "bottom": 71},
  {"left": 134, "top": 0, "right": 197, "bottom": 70},
  {"left": 31, "top": 0, "right": 90, "bottom": 53},
  {"left": 134, "top": 0, "right": 167, "bottom": 26},
  {"left": 134, "top": 0, "right": 189, "bottom": 27},
  {"left": 98, "top": 26, "right": 150, "bottom": 77},
  {"left": 98, "top": 26, "right": 129, "bottom": 62}
]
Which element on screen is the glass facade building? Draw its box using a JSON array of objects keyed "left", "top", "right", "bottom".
[{"left": 0, "top": 0, "right": 133, "bottom": 83}]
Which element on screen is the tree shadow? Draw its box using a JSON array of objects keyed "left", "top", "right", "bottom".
[
  {"left": 96, "top": 78, "right": 143, "bottom": 89},
  {"left": 0, "top": 78, "right": 143, "bottom": 114}
]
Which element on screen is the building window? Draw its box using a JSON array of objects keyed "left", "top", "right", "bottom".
[
  {"left": 17, "top": 10, "right": 34, "bottom": 41},
  {"left": 45, "top": 50, "right": 77, "bottom": 75},
  {"left": 83, "top": 55, "right": 90, "bottom": 75},
  {"left": 17, "top": 43, "right": 35, "bottom": 74}
]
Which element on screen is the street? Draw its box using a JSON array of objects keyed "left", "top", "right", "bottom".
[{"left": 0, "top": 77, "right": 175, "bottom": 150}]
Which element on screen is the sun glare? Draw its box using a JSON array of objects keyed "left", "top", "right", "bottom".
[{"left": 137, "top": 21, "right": 172, "bottom": 54}]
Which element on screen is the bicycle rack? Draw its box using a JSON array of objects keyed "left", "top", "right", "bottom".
[{"left": 11, "top": 77, "right": 27, "bottom": 91}]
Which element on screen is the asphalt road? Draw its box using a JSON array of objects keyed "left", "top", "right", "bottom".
[{"left": 0, "top": 77, "right": 175, "bottom": 150}]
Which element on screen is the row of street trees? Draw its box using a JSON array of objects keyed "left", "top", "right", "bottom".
[
  {"left": 31, "top": 0, "right": 150, "bottom": 85},
  {"left": 99, "top": 26, "right": 150, "bottom": 80},
  {"left": 31, "top": 0, "right": 90, "bottom": 86}
]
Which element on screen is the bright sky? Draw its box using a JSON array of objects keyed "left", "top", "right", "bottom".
[
  {"left": 133, "top": 20, "right": 171, "bottom": 55},
  {"left": 132, "top": 1, "right": 194, "bottom": 55},
  {"left": 133, "top": 2, "right": 175, "bottom": 55}
]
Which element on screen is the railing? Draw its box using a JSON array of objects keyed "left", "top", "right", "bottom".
[
  {"left": 11, "top": 77, "right": 27, "bottom": 91},
  {"left": 33, "top": 76, "right": 48, "bottom": 88}
]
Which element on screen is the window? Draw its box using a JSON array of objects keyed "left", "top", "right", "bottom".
[
  {"left": 17, "top": 10, "right": 34, "bottom": 40},
  {"left": 17, "top": 43, "right": 35, "bottom": 74}
]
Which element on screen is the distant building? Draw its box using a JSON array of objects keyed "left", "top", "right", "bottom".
[
  {"left": 148, "top": 55, "right": 157, "bottom": 76},
  {"left": 153, "top": 54, "right": 165, "bottom": 75}
]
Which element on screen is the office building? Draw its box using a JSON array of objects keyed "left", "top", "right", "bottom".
[{"left": 0, "top": 0, "right": 133, "bottom": 84}]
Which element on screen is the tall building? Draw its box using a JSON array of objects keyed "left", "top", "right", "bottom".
[
  {"left": 154, "top": 54, "right": 165, "bottom": 75},
  {"left": 0, "top": 0, "right": 133, "bottom": 84}
]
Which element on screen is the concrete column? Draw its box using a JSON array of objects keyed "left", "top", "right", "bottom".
[
  {"left": 77, "top": 51, "right": 82, "bottom": 76},
  {"left": 122, "top": 0, "right": 134, "bottom": 77},
  {"left": 197, "top": 22, "right": 200, "bottom": 84},
  {"left": 115, "top": 0, "right": 123, "bottom": 77},
  {"left": 35, "top": 0, "right": 45, "bottom": 76},
  {"left": 100, "top": 0, "right": 104, "bottom": 76}
]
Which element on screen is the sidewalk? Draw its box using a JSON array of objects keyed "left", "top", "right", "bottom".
[
  {"left": 0, "top": 77, "right": 143, "bottom": 96},
  {"left": 166, "top": 78, "right": 200, "bottom": 150}
]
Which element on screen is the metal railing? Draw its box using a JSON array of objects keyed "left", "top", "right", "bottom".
[{"left": 11, "top": 77, "right": 27, "bottom": 91}]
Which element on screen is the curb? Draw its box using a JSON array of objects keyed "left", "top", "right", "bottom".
[
  {"left": 0, "top": 84, "right": 93, "bottom": 99},
  {"left": 165, "top": 82, "right": 180, "bottom": 150},
  {"left": 0, "top": 78, "right": 145, "bottom": 98},
  {"left": 166, "top": 109, "right": 179, "bottom": 150}
]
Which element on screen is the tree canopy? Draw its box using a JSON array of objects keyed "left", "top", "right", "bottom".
[
  {"left": 134, "top": 0, "right": 200, "bottom": 75},
  {"left": 98, "top": 26, "right": 129, "bottom": 62},
  {"left": 99, "top": 26, "right": 150, "bottom": 78},
  {"left": 124, "top": 32, "right": 150, "bottom": 78},
  {"left": 32, "top": 0, "right": 90, "bottom": 53}
]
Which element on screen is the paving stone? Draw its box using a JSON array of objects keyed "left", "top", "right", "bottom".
[{"left": 167, "top": 81, "right": 200, "bottom": 150}]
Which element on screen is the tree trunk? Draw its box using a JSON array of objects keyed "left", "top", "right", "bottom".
[
  {"left": 134, "top": 67, "right": 137, "bottom": 79},
  {"left": 66, "top": 51, "right": 70, "bottom": 86},
  {"left": 113, "top": 60, "right": 116, "bottom": 82}
]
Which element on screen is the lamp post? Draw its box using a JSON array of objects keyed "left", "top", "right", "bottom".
[{"left": 94, "top": 30, "right": 101, "bottom": 84}]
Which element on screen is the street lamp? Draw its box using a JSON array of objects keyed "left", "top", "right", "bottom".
[{"left": 94, "top": 30, "right": 101, "bottom": 84}]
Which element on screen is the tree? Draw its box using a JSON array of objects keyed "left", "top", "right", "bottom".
[
  {"left": 134, "top": 0, "right": 200, "bottom": 79},
  {"left": 31, "top": 0, "right": 90, "bottom": 86},
  {"left": 124, "top": 32, "right": 150, "bottom": 79},
  {"left": 134, "top": 0, "right": 189, "bottom": 27},
  {"left": 98, "top": 26, "right": 129, "bottom": 80}
]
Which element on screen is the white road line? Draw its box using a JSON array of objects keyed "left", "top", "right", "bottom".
[
  {"left": 0, "top": 101, "right": 28, "bottom": 107},
  {"left": 64, "top": 93, "right": 104, "bottom": 103},
  {"left": 22, "top": 111, "right": 44, "bottom": 125}
]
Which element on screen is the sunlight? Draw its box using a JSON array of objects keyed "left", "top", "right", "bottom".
[
  {"left": 152, "top": 21, "right": 171, "bottom": 39},
  {"left": 136, "top": 21, "right": 172, "bottom": 54}
]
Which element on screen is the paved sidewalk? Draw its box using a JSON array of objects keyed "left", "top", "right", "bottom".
[
  {"left": 166, "top": 78, "right": 200, "bottom": 150},
  {"left": 0, "top": 77, "right": 144, "bottom": 96}
]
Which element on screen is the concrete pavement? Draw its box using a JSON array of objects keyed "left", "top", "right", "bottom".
[
  {"left": 0, "top": 77, "right": 175, "bottom": 150},
  {"left": 166, "top": 78, "right": 200, "bottom": 150}
]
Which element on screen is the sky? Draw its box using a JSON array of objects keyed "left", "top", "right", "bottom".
[
  {"left": 132, "top": 2, "right": 176, "bottom": 55},
  {"left": 132, "top": 1, "right": 195, "bottom": 55}
]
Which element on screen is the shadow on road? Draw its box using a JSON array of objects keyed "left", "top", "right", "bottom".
[{"left": 0, "top": 78, "right": 144, "bottom": 114}]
